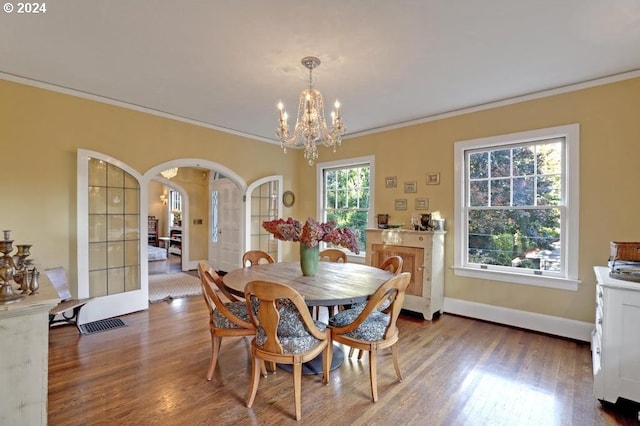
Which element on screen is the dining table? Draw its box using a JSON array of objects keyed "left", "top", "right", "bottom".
[{"left": 222, "top": 261, "right": 395, "bottom": 374}]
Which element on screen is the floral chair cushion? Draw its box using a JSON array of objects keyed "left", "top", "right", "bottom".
[
  {"left": 350, "top": 298, "right": 391, "bottom": 313},
  {"left": 251, "top": 297, "right": 327, "bottom": 354},
  {"left": 328, "top": 308, "right": 390, "bottom": 342},
  {"left": 212, "top": 301, "right": 251, "bottom": 329}
]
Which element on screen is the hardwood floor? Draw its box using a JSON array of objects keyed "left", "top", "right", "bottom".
[
  {"left": 48, "top": 298, "right": 638, "bottom": 425},
  {"left": 148, "top": 253, "right": 183, "bottom": 275}
]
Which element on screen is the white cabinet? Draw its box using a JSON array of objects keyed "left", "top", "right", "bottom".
[
  {"left": 365, "top": 229, "right": 445, "bottom": 320},
  {"left": 593, "top": 266, "right": 640, "bottom": 405},
  {"left": 0, "top": 272, "right": 60, "bottom": 425}
]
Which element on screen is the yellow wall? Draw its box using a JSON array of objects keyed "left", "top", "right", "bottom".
[
  {"left": 0, "top": 79, "right": 296, "bottom": 282},
  {"left": 298, "top": 76, "right": 640, "bottom": 323},
  {"left": 3, "top": 76, "right": 639, "bottom": 324}
]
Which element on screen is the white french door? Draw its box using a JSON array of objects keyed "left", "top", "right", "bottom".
[
  {"left": 245, "top": 176, "right": 283, "bottom": 262},
  {"left": 210, "top": 175, "right": 283, "bottom": 272},
  {"left": 209, "top": 178, "right": 242, "bottom": 273},
  {"left": 77, "top": 149, "right": 149, "bottom": 323}
]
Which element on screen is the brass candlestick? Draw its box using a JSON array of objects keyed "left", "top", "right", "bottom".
[
  {"left": 0, "top": 230, "right": 30, "bottom": 304},
  {"left": 0, "top": 238, "right": 23, "bottom": 304},
  {"left": 13, "top": 244, "right": 33, "bottom": 294}
]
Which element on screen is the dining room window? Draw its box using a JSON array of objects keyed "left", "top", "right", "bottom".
[
  {"left": 317, "top": 156, "right": 375, "bottom": 255},
  {"left": 453, "top": 124, "right": 580, "bottom": 290}
]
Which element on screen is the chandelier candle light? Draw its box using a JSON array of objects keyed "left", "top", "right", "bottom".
[{"left": 276, "top": 56, "right": 346, "bottom": 166}]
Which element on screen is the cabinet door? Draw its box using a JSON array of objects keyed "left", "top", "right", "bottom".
[
  {"left": 604, "top": 286, "right": 640, "bottom": 403},
  {"left": 371, "top": 244, "right": 424, "bottom": 297}
]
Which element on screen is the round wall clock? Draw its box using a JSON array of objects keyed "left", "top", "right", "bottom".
[{"left": 282, "top": 191, "right": 295, "bottom": 207}]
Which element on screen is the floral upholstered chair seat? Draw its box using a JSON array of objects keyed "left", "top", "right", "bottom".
[
  {"left": 212, "top": 301, "right": 251, "bottom": 329},
  {"left": 328, "top": 308, "right": 390, "bottom": 341},
  {"left": 252, "top": 297, "right": 328, "bottom": 354},
  {"left": 349, "top": 298, "right": 391, "bottom": 314}
]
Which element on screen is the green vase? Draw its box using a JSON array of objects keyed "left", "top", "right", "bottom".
[{"left": 299, "top": 244, "right": 319, "bottom": 277}]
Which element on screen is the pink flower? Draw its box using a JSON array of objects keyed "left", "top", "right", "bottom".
[
  {"left": 262, "top": 217, "right": 360, "bottom": 254},
  {"left": 263, "top": 217, "right": 301, "bottom": 242}
]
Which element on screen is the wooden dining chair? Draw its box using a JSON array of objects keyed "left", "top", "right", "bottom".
[
  {"left": 197, "top": 261, "right": 266, "bottom": 381},
  {"left": 329, "top": 272, "right": 411, "bottom": 402},
  {"left": 244, "top": 280, "right": 332, "bottom": 421},
  {"left": 242, "top": 250, "right": 275, "bottom": 267},
  {"left": 315, "top": 248, "right": 348, "bottom": 319},
  {"left": 378, "top": 255, "right": 404, "bottom": 275},
  {"left": 319, "top": 248, "right": 347, "bottom": 263},
  {"left": 348, "top": 255, "right": 405, "bottom": 358}
]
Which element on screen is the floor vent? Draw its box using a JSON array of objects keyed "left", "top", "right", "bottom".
[{"left": 79, "top": 318, "right": 126, "bottom": 335}]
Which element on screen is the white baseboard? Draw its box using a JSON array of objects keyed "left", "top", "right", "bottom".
[{"left": 443, "top": 297, "right": 593, "bottom": 342}]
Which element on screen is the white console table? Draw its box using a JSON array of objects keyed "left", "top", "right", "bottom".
[
  {"left": 365, "top": 228, "right": 445, "bottom": 320},
  {"left": 0, "top": 273, "right": 60, "bottom": 426},
  {"left": 593, "top": 266, "right": 640, "bottom": 405}
]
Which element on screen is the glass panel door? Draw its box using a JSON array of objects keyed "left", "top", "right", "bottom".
[
  {"left": 245, "top": 176, "right": 283, "bottom": 262},
  {"left": 78, "top": 149, "right": 148, "bottom": 324},
  {"left": 88, "top": 158, "right": 140, "bottom": 296}
]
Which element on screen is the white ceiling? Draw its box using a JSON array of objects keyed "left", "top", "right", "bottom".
[{"left": 2, "top": 1, "right": 640, "bottom": 143}]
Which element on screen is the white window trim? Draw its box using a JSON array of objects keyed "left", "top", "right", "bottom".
[
  {"left": 453, "top": 124, "right": 581, "bottom": 291},
  {"left": 316, "top": 155, "right": 375, "bottom": 262}
]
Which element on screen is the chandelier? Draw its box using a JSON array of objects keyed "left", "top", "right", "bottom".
[
  {"left": 160, "top": 168, "right": 178, "bottom": 179},
  {"left": 276, "top": 56, "right": 346, "bottom": 165}
]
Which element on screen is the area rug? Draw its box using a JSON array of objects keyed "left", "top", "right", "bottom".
[{"left": 149, "top": 272, "right": 201, "bottom": 303}]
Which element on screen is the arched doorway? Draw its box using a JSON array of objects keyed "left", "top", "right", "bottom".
[
  {"left": 148, "top": 177, "right": 188, "bottom": 275},
  {"left": 77, "top": 150, "right": 281, "bottom": 322},
  {"left": 145, "top": 159, "right": 247, "bottom": 274}
]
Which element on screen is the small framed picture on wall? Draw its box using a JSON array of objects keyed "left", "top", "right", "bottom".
[
  {"left": 385, "top": 176, "right": 397, "bottom": 188},
  {"left": 426, "top": 172, "right": 441, "bottom": 185},
  {"left": 394, "top": 199, "right": 407, "bottom": 211},
  {"left": 415, "top": 198, "right": 429, "bottom": 210},
  {"left": 404, "top": 181, "right": 417, "bottom": 193}
]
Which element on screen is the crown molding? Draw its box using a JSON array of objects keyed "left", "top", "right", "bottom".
[{"left": 4, "top": 69, "right": 640, "bottom": 143}]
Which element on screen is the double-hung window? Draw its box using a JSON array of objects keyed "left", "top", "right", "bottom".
[
  {"left": 454, "top": 124, "right": 580, "bottom": 290},
  {"left": 317, "top": 156, "right": 374, "bottom": 256}
]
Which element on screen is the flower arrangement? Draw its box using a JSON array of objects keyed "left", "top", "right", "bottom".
[{"left": 263, "top": 217, "right": 360, "bottom": 254}]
